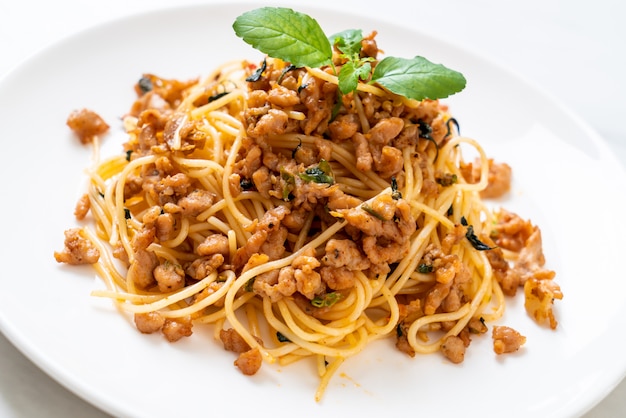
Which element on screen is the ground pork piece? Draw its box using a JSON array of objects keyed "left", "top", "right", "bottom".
[
  {"left": 197, "top": 234, "right": 230, "bottom": 256},
  {"left": 151, "top": 173, "right": 193, "bottom": 206},
  {"left": 492, "top": 325, "right": 526, "bottom": 354},
  {"left": 252, "top": 165, "right": 272, "bottom": 198},
  {"left": 153, "top": 261, "right": 185, "bottom": 292},
  {"left": 320, "top": 266, "right": 356, "bottom": 290},
  {"left": 235, "top": 143, "right": 263, "bottom": 179},
  {"left": 360, "top": 31, "right": 380, "bottom": 58},
  {"left": 253, "top": 267, "right": 297, "bottom": 302},
  {"left": 74, "top": 194, "right": 90, "bottom": 220},
  {"left": 292, "top": 250, "right": 323, "bottom": 299},
  {"left": 328, "top": 113, "right": 359, "bottom": 141},
  {"left": 220, "top": 328, "right": 253, "bottom": 353},
  {"left": 299, "top": 74, "right": 336, "bottom": 135},
  {"left": 322, "top": 239, "right": 371, "bottom": 271},
  {"left": 162, "top": 316, "right": 193, "bottom": 342},
  {"left": 134, "top": 311, "right": 165, "bottom": 334},
  {"left": 178, "top": 189, "right": 215, "bottom": 217},
  {"left": 54, "top": 228, "right": 100, "bottom": 265},
  {"left": 441, "top": 335, "right": 466, "bottom": 363},
  {"left": 326, "top": 188, "right": 362, "bottom": 211},
  {"left": 127, "top": 249, "right": 158, "bottom": 289},
  {"left": 339, "top": 195, "right": 415, "bottom": 268},
  {"left": 66, "top": 108, "right": 110, "bottom": 144},
  {"left": 155, "top": 212, "right": 175, "bottom": 242},
  {"left": 460, "top": 159, "right": 512, "bottom": 199},
  {"left": 268, "top": 84, "right": 300, "bottom": 107},
  {"left": 185, "top": 254, "right": 225, "bottom": 280},
  {"left": 395, "top": 299, "right": 424, "bottom": 357},
  {"left": 485, "top": 245, "right": 521, "bottom": 296},
  {"left": 368, "top": 117, "right": 404, "bottom": 146},
  {"left": 513, "top": 227, "right": 555, "bottom": 285},
  {"left": 524, "top": 277, "right": 563, "bottom": 329},
  {"left": 482, "top": 160, "right": 512, "bottom": 198},
  {"left": 282, "top": 207, "right": 308, "bottom": 230},
  {"left": 235, "top": 348, "right": 263, "bottom": 376},
  {"left": 373, "top": 145, "right": 404, "bottom": 178},
  {"left": 249, "top": 108, "right": 289, "bottom": 137},
  {"left": 352, "top": 132, "right": 373, "bottom": 171},
  {"left": 491, "top": 209, "right": 535, "bottom": 252},
  {"left": 232, "top": 207, "right": 290, "bottom": 270}
]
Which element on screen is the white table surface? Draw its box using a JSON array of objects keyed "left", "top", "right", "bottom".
[{"left": 1, "top": 0, "right": 624, "bottom": 416}]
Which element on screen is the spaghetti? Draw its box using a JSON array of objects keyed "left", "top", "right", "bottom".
[{"left": 56, "top": 33, "right": 561, "bottom": 401}]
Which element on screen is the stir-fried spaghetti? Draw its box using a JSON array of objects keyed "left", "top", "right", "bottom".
[{"left": 55, "top": 32, "right": 561, "bottom": 401}]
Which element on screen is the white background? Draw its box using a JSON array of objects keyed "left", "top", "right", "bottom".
[{"left": 1, "top": 0, "right": 624, "bottom": 416}]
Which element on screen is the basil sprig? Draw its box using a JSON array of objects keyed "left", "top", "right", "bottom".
[{"left": 233, "top": 7, "right": 466, "bottom": 101}]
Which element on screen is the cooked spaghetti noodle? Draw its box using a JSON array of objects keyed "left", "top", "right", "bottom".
[{"left": 56, "top": 33, "right": 561, "bottom": 402}]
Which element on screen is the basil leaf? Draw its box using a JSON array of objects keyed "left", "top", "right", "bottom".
[
  {"left": 329, "top": 29, "right": 363, "bottom": 57},
  {"left": 233, "top": 7, "right": 333, "bottom": 69},
  {"left": 338, "top": 60, "right": 371, "bottom": 94},
  {"left": 372, "top": 56, "right": 466, "bottom": 100}
]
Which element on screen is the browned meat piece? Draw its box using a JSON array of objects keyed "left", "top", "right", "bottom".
[
  {"left": 524, "top": 277, "right": 563, "bottom": 329},
  {"left": 134, "top": 311, "right": 165, "bottom": 334},
  {"left": 162, "top": 316, "right": 193, "bottom": 342},
  {"left": 153, "top": 261, "right": 185, "bottom": 292},
  {"left": 220, "top": 328, "right": 252, "bottom": 353},
  {"left": 54, "top": 228, "right": 100, "bottom": 265},
  {"left": 127, "top": 249, "right": 158, "bottom": 289},
  {"left": 235, "top": 348, "right": 263, "bottom": 376},
  {"left": 441, "top": 335, "right": 466, "bottom": 363},
  {"left": 66, "top": 108, "right": 109, "bottom": 144},
  {"left": 197, "top": 234, "right": 230, "bottom": 256},
  {"left": 328, "top": 113, "right": 359, "bottom": 141},
  {"left": 460, "top": 158, "right": 512, "bottom": 199},
  {"left": 177, "top": 189, "right": 215, "bottom": 217},
  {"left": 267, "top": 84, "right": 300, "bottom": 107},
  {"left": 74, "top": 194, "right": 90, "bottom": 220},
  {"left": 185, "top": 254, "right": 224, "bottom": 280},
  {"left": 492, "top": 325, "right": 526, "bottom": 354},
  {"left": 321, "top": 239, "right": 370, "bottom": 271}
]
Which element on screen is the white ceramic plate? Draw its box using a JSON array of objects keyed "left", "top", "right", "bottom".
[{"left": 1, "top": 3, "right": 625, "bottom": 417}]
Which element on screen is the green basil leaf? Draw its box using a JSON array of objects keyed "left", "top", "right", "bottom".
[
  {"left": 329, "top": 29, "right": 363, "bottom": 57},
  {"left": 233, "top": 7, "right": 333, "bottom": 69},
  {"left": 338, "top": 60, "right": 371, "bottom": 94},
  {"left": 371, "top": 56, "right": 466, "bottom": 100}
]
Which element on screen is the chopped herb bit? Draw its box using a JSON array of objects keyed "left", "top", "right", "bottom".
[
  {"left": 445, "top": 117, "right": 460, "bottom": 138},
  {"left": 208, "top": 91, "right": 229, "bottom": 102},
  {"left": 417, "top": 120, "right": 433, "bottom": 140},
  {"left": 280, "top": 168, "right": 296, "bottom": 200},
  {"left": 299, "top": 159, "right": 334, "bottom": 184},
  {"left": 465, "top": 224, "right": 495, "bottom": 251},
  {"left": 311, "top": 292, "right": 341, "bottom": 308},
  {"left": 137, "top": 76, "right": 153, "bottom": 94},
  {"left": 125, "top": 150, "right": 133, "bottom": 162},
  {"left": 277, "top": 64, "right": 297, "bottom": 84},
  {"left": 436, "top": 173, "right": 458, "bottom": 187},
  {"left": 240, "top": 177, "right": 254, "bottom": 191},
  {"left": 291, "top": 139, "right": 303, "bottom": 158},
  {"left": 244, "top": 277, "right": 256, "bottom": 292},
  {"left": 391, "top": 177, "right": 402, "bottom": 200},
  {"left": 124, "top": 208, "right": 131, "bottom": 220},
  {"left": 276, "top": 332, "right": 291, "bottom": 343},
  {"left": 246, "top": 58, "right": 267, "bottom": 82},
  {"left": 418, "top": 263, "right": 434, "bottom": 273},
  {"left": 361, "top": 204, "right": 386, "bottom": 221},
  {"left": 396, "top": 323, "right": 404, "bottom": 337}
]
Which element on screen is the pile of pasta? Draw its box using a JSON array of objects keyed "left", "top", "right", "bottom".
[{"left": 56, "top": 38, "right": 562, "bottom": 401}]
